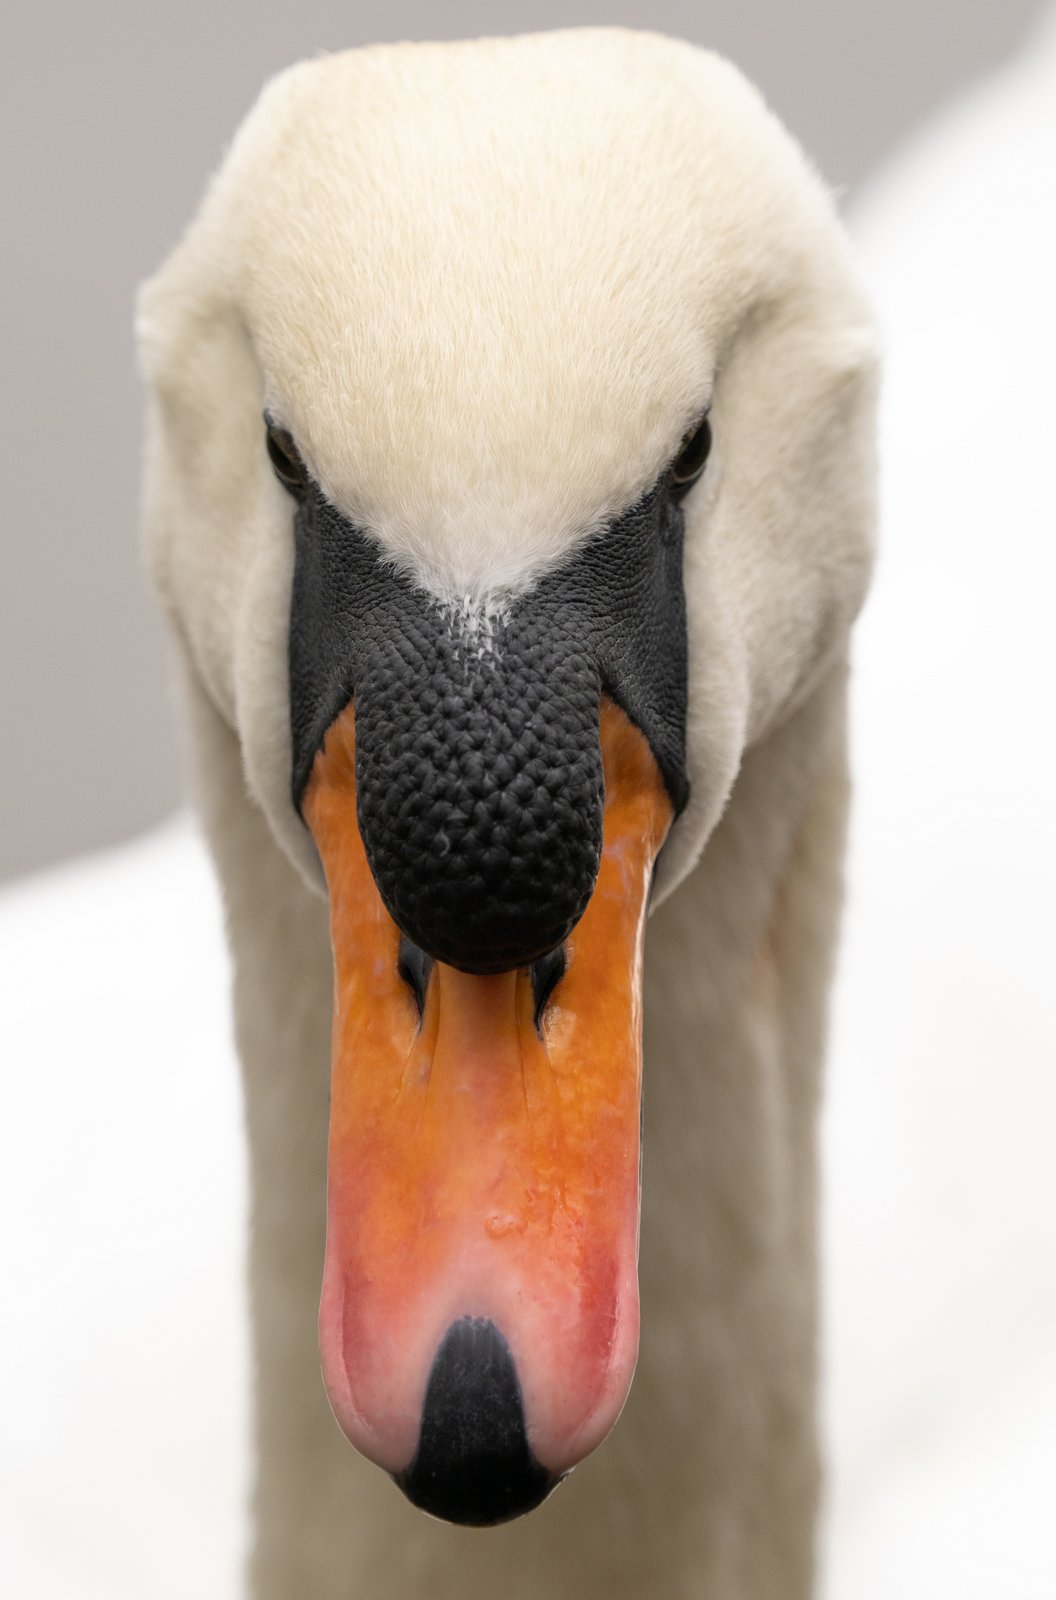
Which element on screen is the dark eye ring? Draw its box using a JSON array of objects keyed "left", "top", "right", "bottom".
[
  {"left": 670, "top": 414, "right": 712, "bottom": 495},
  {"left": 264, "top": 413, "right": 309, "bottom": 496}
]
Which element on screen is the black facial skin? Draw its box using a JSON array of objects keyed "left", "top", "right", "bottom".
[{"left": 286, "top": 435, "right": 695, "bottom": 975}]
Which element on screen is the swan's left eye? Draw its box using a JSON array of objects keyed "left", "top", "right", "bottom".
[
  {"left": 264, "top": 415, "right": 309, "bottom": 496},
  {"left": 669, "top": 415, "right": 712, "bottom": 496}
]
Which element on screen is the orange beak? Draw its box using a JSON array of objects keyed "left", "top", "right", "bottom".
[{"left": 302, "top": 698, "right": 672, "bottom": 1522}]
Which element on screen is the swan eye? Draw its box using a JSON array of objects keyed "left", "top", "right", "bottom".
[
  {"left": 264, "top": 415, "right": 309, "bottom": 495},
  {"left": 669, "top": 415, "right": 712, "bottom": 496}
]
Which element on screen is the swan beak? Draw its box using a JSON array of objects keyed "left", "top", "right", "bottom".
[{"left": 302, "top": 700, "right": 672, "bottom": 1525}]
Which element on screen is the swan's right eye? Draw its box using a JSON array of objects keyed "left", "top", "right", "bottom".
[
  {"left": 669, "top": 414, "right": 712, "bottom": 499},
  {"left": 264, "top": 415, "right": 309, "bottom": 496}
]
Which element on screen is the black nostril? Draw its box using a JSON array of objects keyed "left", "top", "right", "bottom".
[
  {"left": 397, "top": 934, "right": 433, "bottom": 1021},
  {"left": 394, "top": 1317, "right": 561, "bottom": 1526},
  {"left": 530, "top": 946, "right": 567, "bottom": 1035}
]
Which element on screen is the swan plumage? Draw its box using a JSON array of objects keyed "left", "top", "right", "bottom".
[{"left": 135, "top": 26, "right": 875, "bottom": 1597}]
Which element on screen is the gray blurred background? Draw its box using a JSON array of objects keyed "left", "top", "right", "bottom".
[{"left": 0, "top": 0, "right": 1044, "bottom": 884}]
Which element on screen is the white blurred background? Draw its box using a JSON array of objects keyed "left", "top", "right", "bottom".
[{"left": 2, "top": 4, "right": 1053, "bottom": 1597}]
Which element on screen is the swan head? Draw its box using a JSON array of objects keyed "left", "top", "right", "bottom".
[{"left": 138, "top": 29, "right": 876, "bottom": 1525}]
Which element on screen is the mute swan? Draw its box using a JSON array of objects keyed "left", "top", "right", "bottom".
[{"left": 137, "top": 28, "right": 876, "bottom": 1599}]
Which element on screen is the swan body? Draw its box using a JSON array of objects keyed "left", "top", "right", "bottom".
[{"left": 138, "top": 27, "right": 876, "bottom": 1598}]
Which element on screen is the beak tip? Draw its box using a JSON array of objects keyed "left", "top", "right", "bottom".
[{"left": 392, "top": 1317, "right": 562, "bottom": 1527}]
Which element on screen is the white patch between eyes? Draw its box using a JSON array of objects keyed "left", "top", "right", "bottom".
[{"left": 435, "top": 591, "right": 509, "bottom": 661}]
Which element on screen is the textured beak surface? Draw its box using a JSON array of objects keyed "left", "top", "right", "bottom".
[{"left": 303, "top": 699, "right": 672, "bottom": 1517}]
